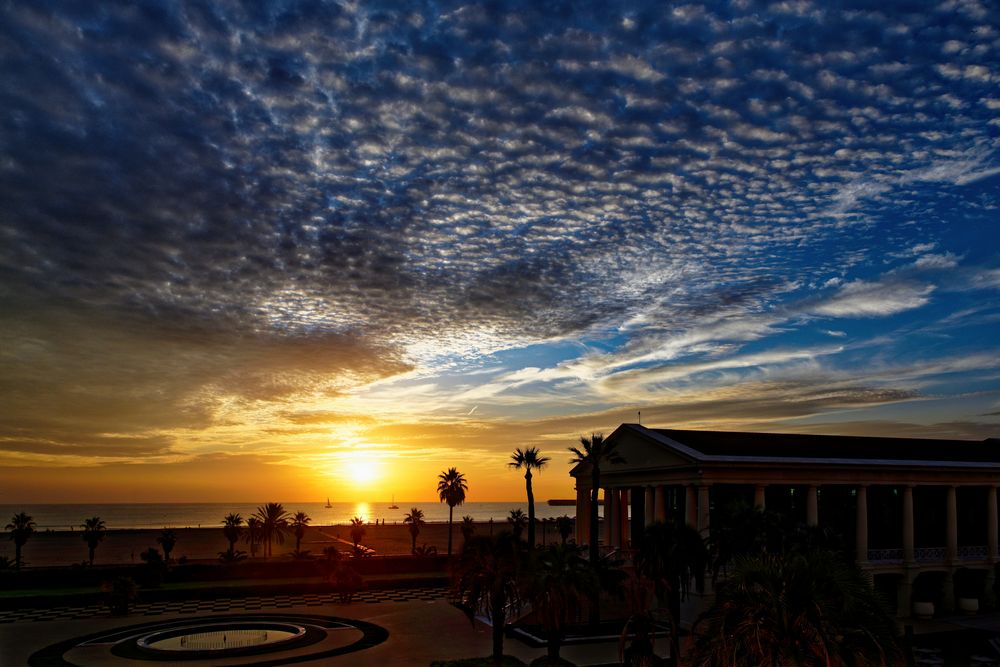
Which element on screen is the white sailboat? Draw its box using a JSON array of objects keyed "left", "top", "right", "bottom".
[
  {"left": 388, "top": 495, "right": 398, "bottom": 510},
  {"left": 325, "top": 497, "right": 332, "bottom": 508}
]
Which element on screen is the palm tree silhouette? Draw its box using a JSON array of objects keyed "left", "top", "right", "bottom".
[
  {"left": 688, "top": 550, "right": 902, "bottom": 666},
  {"left": 454, "top": 532, "right": 522, "bottom": 666},
  {"left": 403, "top": 507, "right": 424, "bottom": 555},
  {"left": 5, "top": 512, "right": 36, "bottom": 570},
  {"left": 222, "top": 513, "right": 243, "bottom": 559},
  {"left": 253, "top": 502, "right": 289, "bottom": 557},
  {"left": 349, "top": 516, "right": 366, "bottom": 554},
  {"left": 568, "top": 433, "right": 625, "bottom": 564},
  {"left": 157, "top": 528, "right": 177, "bottom": 562},
  {"left": 525, "top": 543, "right": 597, "bottom": 664},
  {"left": 507, "top": 508, "right": 527, "bottom": 541},
  {"left": 81, "top": 516, "right": 106, "bottom": 565},
  {"left": 291, "top": 511, "right": 311, "bottom": 554},
  {"left": 508, "top": 447, "right": 550, "bottom": 549},
  {"left": 636, "top": 520, "right": 708, "bottom": 665},
  {"left": 460, "top": 515, "right": 476, "bottom": 544},
  {"left": 244, "top": 516, "right": 262, "bottom": 557},
  {"left": 437, "top": 467, "right": 468, "bottom": 557}
]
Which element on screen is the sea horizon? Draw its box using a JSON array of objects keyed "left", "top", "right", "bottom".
[{"left": 0, "top": 501, "right": 589, "bottom": 531}]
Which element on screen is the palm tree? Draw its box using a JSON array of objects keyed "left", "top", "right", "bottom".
[
  {"left": 157, "top": 528, "right": 177, "bottom": 562},
  {"left": 555, "top": 515, "right": 574, "bottom": 545},
  {"left": 688, "top": 550, "right": 902, "bottom": 666},
  {"left": 438, "top": 467, "right": 468, "bottom": 557},
  {"left": 403, "top": 507, "right": 424, "bottom": 555},
  {"left": 291, "top": 511, "right": 311, "bottom": 554},
  {"left": 222, "top": 513, "right": 243, "bottom": 559},
  {"left": 244, "top": 516, "right": 262, "bottom": 557},
  {"left": 454, "top": 532, "right": 522, "bottom": 666},
  {"left": 636, "top": 520, "right": 708, "bottom": 666},
  {"left": 568, "top": 433, "right": 625, "bottom": 565},
  {"left": 253, "top": 502, "right": 289, "bottom": 557},
  {"left": 349, "top": 516, "right": 366, "bottom": 554},
  {"left": 5, "top": 512, "right": 35, "bottom": 570},
  {"left": 509, "top": 447, "right": 550, "bottom": 548},
  {"left": 507, "top": 508, "right": 527, "bottom": 541},
  {"left": 524, "top": 543, "right": 597, "bottom": 664},
  {"left": 81, "top": 516, "right": 106, "bottom": 565},
  {"left": 460, "top": 515, "right": 476, "bottom": 543}
]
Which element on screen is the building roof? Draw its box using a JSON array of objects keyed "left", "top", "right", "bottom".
[{"left": 646, "top": 427, "right": 1000, "bottom": 463}]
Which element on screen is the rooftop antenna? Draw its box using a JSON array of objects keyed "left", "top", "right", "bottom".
[{"left": 637, "top": 410, "right": 641, "bottom": 425}]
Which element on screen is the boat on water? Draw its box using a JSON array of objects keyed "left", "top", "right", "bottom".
[
  {"left": 324, "top": 497, "right": 332, "bottom": 508},
  {"left": 388, "top": 495, "right": 398, "bottom": 510}
]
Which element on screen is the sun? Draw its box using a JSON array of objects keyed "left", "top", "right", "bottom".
[{"left": 347, "top": 460, "right": 379, "bottom": 485}]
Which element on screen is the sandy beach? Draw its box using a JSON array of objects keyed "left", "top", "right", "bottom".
[{"left": 6, "top": 519, "right": 572, "bottom": 568}]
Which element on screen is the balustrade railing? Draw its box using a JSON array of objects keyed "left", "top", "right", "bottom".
[
  {"left": 867, "top": 548, "right": 903, "bottom": 562},
  {"left": 958, "top": 545, "right": 989, "bottom": 560}
]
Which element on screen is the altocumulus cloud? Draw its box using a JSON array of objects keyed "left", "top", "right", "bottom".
[{"left": 1, "top": 0, "right": 999, "bottom": 469}]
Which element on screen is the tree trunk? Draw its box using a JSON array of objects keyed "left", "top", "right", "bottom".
[
  {"left": 547, "top": 632, "right": 561, "bottom": 663},
  {"left": 88, "top": 545, "right": 95, "bottom": 565},
  {"left": 15, "top": 543, "right": 22, "bottom": 570},
  {"left": 491, "top": 594, "right": 506, "bottom": 666},
  {"left": 411, "top": 531, "right": 417, "bottom": 555},
  {"left": 526, "top": 470, "right": 536, "bottom": 548},
  {"left": 668, "top": 584, "right": 681, "bottom": 667},
  {"left": 589, "top": 464, "right": 601, "bottom": 627},
  {"left": 448, "top": 506, "right": 454, "bottom": 556}
]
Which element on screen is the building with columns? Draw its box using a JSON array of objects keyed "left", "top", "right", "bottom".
[{"left": 571, "top": 424, "right": 1000, "bottom": 617}]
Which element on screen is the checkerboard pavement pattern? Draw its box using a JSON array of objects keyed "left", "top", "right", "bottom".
[{"left": 0, "top": 586, "right": 450, "bottom": 623}]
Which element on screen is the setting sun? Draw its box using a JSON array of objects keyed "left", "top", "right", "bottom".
[{"left": 347, "top": 460, "right": 379, "bottom": 486}]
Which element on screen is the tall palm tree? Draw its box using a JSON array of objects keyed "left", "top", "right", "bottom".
[
  {"left": 568, "top": 433, "right": 625, "bottom": 564},
  {"left": 157, "top": 528, "right": 177, "bottom": 562},
  {"left": 507, "top": 508, "right": 527, "bottom": 541},
  {"left": 455, "top": 532, "right": 522, "bottom": 667},
  {"left": 5, "top": 512, "right": 35, "bottom": 570},
  {"left": 687, "top": 550, "right": 902, "bottom": 666},
  {"left": 509, "top": 447, "right": 550, "bottom": 549},
  {"left": 81, "top": 516, "right": 106, "bottom": 565},
  {"left": 222, "top": 513, "right": 243, "bottom": 558},
  {"left": 524, "top": 543, "right": 597, "bottom": 664},
  {"left": 291, "top": 511, "right": 311, "bottom": 554},
  {"left": 437, "top": 467, "right": 468, "bottom": 557},
  {"left": 349, "top": 516, "right": 366, "bottom": 553},
  {"left": 244, "top": 516, "right": 262, "bottom": 557},
  {"left": 403, "top": 507, "right": 424, "bottom": 555},
  {"left": 636, "top": 520, "right": 708, "bottom": 666},
  {"left": 253, "top": 502, "right": 289, "bottom": 557}
]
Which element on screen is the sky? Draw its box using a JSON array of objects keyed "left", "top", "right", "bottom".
[{"left": 1, "top": 0, "right": 998, "bottom": 504}]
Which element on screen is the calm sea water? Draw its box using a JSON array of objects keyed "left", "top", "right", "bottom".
[{"left": 0, "top": 502, "right": 589, "bottom": 531}]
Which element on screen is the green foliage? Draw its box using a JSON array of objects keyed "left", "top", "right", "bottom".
[
  {"left": 291, "top": 511, "right": 311, "bottom": 553},
  {"left": 137, "top": 547, "right": 166, "bottom": 587},
  {"left": 454, "top": 532, "right": 523, "bottom": 664},
  {"left": 253, "top": 502, "right": 290, "bottom": 557},
  {"left": 524, "top": 543, "right": 597, "bottom": 663},
  {"left": 222, "top": 513, "right": 244, "bottom": 558},
  {"left": 103, "top": 576, "right": 138, "bottom": 615},
  {"left": 413, "top": 543, "right": 437, "bottom": 557},
  {"left": 688, "top": 550, "right": 903, "bottom": 666},
  {"left": 555, "top": 515, "right": 573, "bottom": 545},
  {"left": 460, "top": 515, "right": 476, "bottom": 542},
  {"left": 349, "top": 516, "right": 366, "bottom": 551},
  {"left": 507, "top": 509, "right": 527, "bottom": 540},
  {"left": 157, "top": 528, "right": 177, "bottom": 562}
]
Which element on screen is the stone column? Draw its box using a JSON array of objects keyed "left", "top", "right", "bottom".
[
  {"left": 621, "top": 488, "right": 631, "bottom": 547},
  {"left": 685, "top": 485, "right": 697, "bottom": 528},
  {"left": 903, "top": 485, "right": 915, "bottom": 564},
  {"left": 855, "top": 485, "right": 869, "bottom": 564},
  {"left": 697, "top": 485, "right": 711, "bottom": 536},
  {"left": 754, "top": 485, "right": 766, "bottom": 510},
  {"left": 989, "top": 486, "right": 998, "bottom": 562},
  {"left": 655, "top": 485, "right": 668, "bottom": 523},
  {"left": 575, "top": 485, "right": 589, "bottom": 546},
  {"left": 946, "top": 485, "right": 958, "bottom": 563},
  {"left": 806, "top": 485, "right": 819, "bottom": 526},
  {"left": 605, "top": 488, "right": 616, "bottom": 548},
  {"left": 644, "top": 486, "right": 655, "bottom": 527}
]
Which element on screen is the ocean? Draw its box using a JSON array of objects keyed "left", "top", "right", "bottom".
[{"left": 0, "top": 502, "right": 589, "bottom": 531}]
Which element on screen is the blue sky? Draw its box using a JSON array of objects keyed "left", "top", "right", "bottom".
[{"left": 0, "top": 0, "right": 998, "bottom": 501}]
